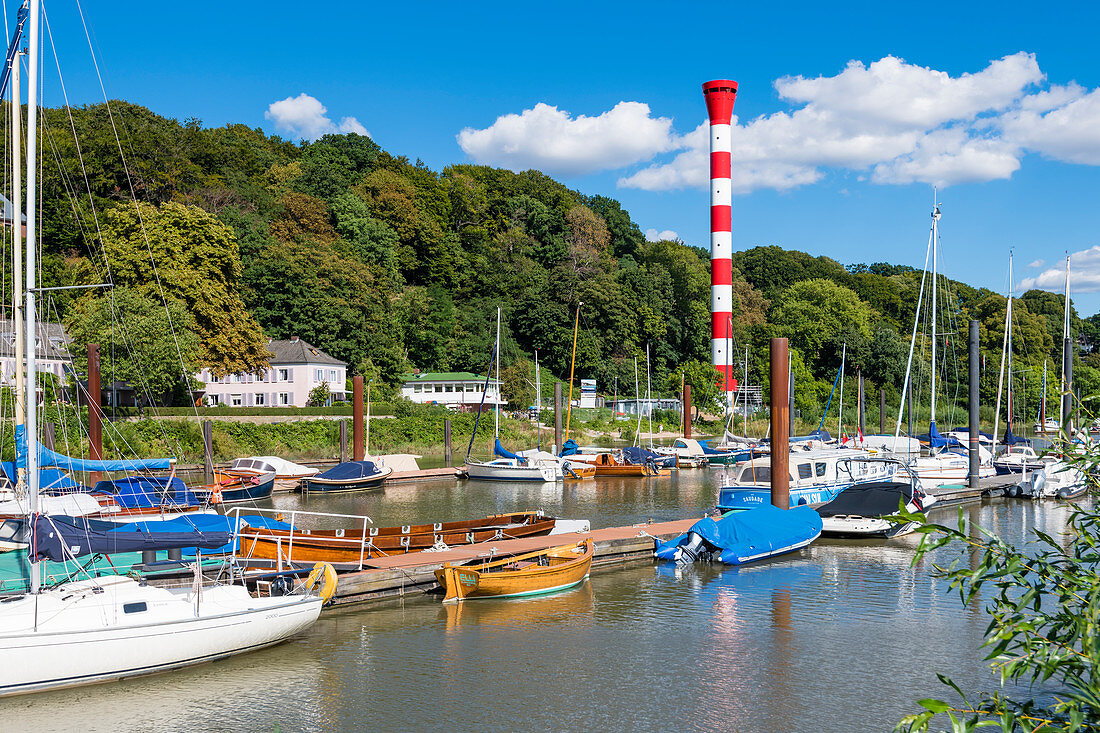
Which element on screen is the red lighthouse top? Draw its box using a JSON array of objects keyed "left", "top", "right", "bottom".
[{"left": 702, "top": 80, "right": 738, "bottom": 124}]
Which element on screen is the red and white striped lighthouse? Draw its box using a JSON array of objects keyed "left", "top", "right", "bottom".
[{"left": 702, "top": 79, "right": 738, "bottom": 400}]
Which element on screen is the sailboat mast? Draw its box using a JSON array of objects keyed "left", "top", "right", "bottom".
[
  {"left": 1007, "top": 252, "right": 1014, "bottom": 431},
  {"left": 9, "top": 48, "right": 22, "bottom": 494},
  {"left": 633, "top": 355, "right": 641, "bottom": 446},
  {"left": 565, "top": 302, "right": 581, "bottom": 441},
  {"left": 930, "top": 202, "right": 940, "bottom": 428},
  {"left": 645, "top": 342, "right": 653, "bottom": 446},
  {"left": 494, "top": 306, "right": 500, "bottom": 439},
  {"left": 743, "top": 345, "right": 748, "bottom": 442},
  {"left": 837, "top": 341, "right": 846, "bottom": 440},
  {"left": 25, "top": 0, "right": 39, "bottom": 593},
  {"left": 1061, "top": 254, "right": 1070, "bottom": 398}
]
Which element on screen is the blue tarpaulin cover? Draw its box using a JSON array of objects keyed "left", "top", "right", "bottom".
[
  {"left": 316, "top": 461, "right": 383, "bottom": 481},
  {"left": 621, "top": 447, "right": 659, "bottom": 465},
  {"left": 15, "top": 424, "right": 170, "bottom": 472},
  {"left": 494, "top": 439, "right": 520, "bottom": 460},
  {"left": 0, "top": 462, "right": 82, "bottom": 493},
  {"left": 28, "top": 514, "right": 232, "bottom": 562},
  {"left": 950, "top": 427, "right": 994, "bottom": 441},
  {"left": 94, "top": 476, "right": 199, "bottom": 509},
  {"left": 919, "top": 422, "right": 962, "bottom": 449},
  {"left": 1003, "top": 426, "right": 1029, "bottom": 446},
  {"left": 654, "top": 504, "right": 822, "bottom": 566},
  {"left": 559, "top": 439, "right": 579, "bottom": 457}
]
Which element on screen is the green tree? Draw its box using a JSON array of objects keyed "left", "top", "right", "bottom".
[
  {"left": 771, "top": 279, "right": 873, "bottom": 368},
  {"left": 65, "top": 287, "right": 200, "bottom": 404},
  {"left": 98, "top": 201, "right": 269, "bottom": 377},
  {"left": 306, "top": 383, "right": 331, "bottom": 407}
]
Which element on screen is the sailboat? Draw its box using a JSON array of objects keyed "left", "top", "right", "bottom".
[
  {"left": 0, "top": 1, "right": 322, "bottom": 696},
  {"left": 464, "top": 308, "right": 559, "bottom": 482},
  {"left": 901, "top": 201, "right": 995, "bottom": 489}
]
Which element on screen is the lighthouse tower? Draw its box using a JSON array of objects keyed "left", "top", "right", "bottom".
[{"left": 702, "top": 80, "right": 738, "bottom": 402}]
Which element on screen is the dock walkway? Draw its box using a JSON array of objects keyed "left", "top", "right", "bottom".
[{"left": 326, "top": 516, "right": 702, "bottom": 607}]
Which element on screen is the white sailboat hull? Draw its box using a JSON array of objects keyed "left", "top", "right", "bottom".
[
  {"left": 0, "top": 575, "right": 322, "bottom": 697},
  {"left": 465, "top": 459, "right": 558, "bottom": 482}
]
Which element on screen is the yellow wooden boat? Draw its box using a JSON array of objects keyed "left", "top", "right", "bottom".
[{"left": 435, "top": 538, "right": 593, "bottom": 603}]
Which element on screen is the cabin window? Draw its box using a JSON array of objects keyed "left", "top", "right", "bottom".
[
  {"left": 739, "top": 466, "right": 770, "bottom": 483},
  {"left": 797, "top": 463, "right": 812, "bottom": 480},
  {"left": 123, "top": 602, "right": 148, "bottom": 614},
  {"left": 815, "top": 462, "right": 827, "bottom": 477}
]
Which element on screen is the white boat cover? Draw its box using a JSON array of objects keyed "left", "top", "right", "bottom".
[
  {"left": 250, "top": 456, "right": 318, "bottom": 478},
  {"left": 0, "top": 493, "right": 104, "bottom": 517}
]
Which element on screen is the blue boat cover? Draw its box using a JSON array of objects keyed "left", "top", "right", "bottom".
[
  {"left": 28, "top": 514, "right": 232, "bottom": 563},
  {"left": 793, "top": 429, "right": 832, "bottom": 443},
  {"left": 697, "top": 440, "right": 729, "bottom": 456},
  {"left": 920, "top": 421, "right": 962, "bottom": 449},
  {"left": 559, "top": 439, "right": 580, "bottom": 457},
  {"left": 0, "top": 462, "right": 82, "bottom": 493},
  {"left": 622, "top": 447, "right": 660, "bottom": 466},
  {"left": 494, "top": 439, "right": 520, "bottom": 460},
  {"left": 316, "top": 461, "right": 383, "bottom": 480},
  {"left": 1002, "top": 425, "right": 1029, "bottom": 446},
  {"left": 654, "top": 504, "right": 822, "bottom": 566},
  {"left": 15, "top": 424, "right": 171, "bottom": 472},
  {"left": 94, "top": 476, "right": 200, "bottom": 509}
]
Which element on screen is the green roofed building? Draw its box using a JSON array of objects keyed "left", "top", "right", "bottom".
[{"left": 399, "top": 371, "right": 505, "bottom": 409}]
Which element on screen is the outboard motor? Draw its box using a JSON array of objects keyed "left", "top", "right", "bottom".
[{"left": 670, "top": 532, "right": 711, "bottom": 564}]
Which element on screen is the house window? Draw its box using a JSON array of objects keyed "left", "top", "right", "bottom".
[
  {"left": 232, "top": 374, "right": 241, "bottom": 383},
  {"left": 231, "top": 394, "right": 243, "bottom": 407},
  {"left": 315, "top": 368, "right": 323, "bottom": 382},
  {"left": 255, "top": 393, "right": 265, "bottom": 406},
  {"left": 278, "top": 368, "right": 290, "bottom": 382},
  {"left": 279, "top": 392, "right": 291, "bottom": 406},
  {"left": 208, "top": 394, "right": 219, "bottom": 406},
  {"left": 465, "top": 384, "right": 475, "bottom": 392},
  {"left": 444, "top": 384, "right": 454, "bottom": 393},
  {"left": 434, "top": 385, "right": 443, "bottom": 393},
  {"left": 329, "top": 369, "right": 337, "bottom": 381},
  {"left": 413, "top": 385, "right": 422, "bottom": 393}
]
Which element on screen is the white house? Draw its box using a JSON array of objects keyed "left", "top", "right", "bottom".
[
  {"left": 610, "top": 397, "right": 681, "bottom": 417},
  {"left": 0, "top": 319, "right": 71, "bottom": 387},
  {"left": 400, "top": 371, "right": 505, "bottom": 409},
  {"left": 199, "top": 337, "right": 347, "bottom": 407}
]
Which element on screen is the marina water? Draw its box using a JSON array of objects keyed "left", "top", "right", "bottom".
[{"left": 7, "top": 468, "right": 1073, "bottom": 732}]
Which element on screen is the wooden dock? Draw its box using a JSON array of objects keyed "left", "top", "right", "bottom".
[
  {"left": 323, "top": 517, "right": 700, "bottom": 607},
  {"left": 926, "top": 473, "right": 1024, "bottom": 507},
  {"left": 386, "top": 466, "right": 466, "bottom": 483}
]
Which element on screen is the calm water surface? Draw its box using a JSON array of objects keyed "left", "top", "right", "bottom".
[{"left": 7, "top": 469, "right": 1080, "bottom": 732}]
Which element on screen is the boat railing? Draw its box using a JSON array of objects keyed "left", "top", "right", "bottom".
[
  {"left": 227, "top": 506, "right": 374, "bottom": 571},
  {"left": 836, "top": 455, "right": 920, "bottom": 491}
]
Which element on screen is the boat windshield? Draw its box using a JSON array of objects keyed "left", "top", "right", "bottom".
[{"left": 738, "top": 466, "right": 771, "bottom": 483}]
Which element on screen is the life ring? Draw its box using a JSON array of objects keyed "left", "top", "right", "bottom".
[{"left": 306, "top": 562, "right": 338, "bottom": 604}]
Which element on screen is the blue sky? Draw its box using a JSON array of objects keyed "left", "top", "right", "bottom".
[{"left": 33, "top": 1, "right": 1100, "bottom": 313}]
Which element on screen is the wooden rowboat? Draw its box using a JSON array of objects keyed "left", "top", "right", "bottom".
[
  {"left": 562, "top": 463, "right": 596, "bottom": 481},
  {"left": 435, "top": 538, "right": 593, "bottom": 603},
  {"left": 592, "top": 453, "right": 660, "bottom": 477},
  {"left": 237, "top": 511, "right": 558, "bottom": 564}
]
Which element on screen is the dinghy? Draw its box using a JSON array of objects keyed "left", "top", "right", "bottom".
[
  {"left": 229, "top": 456, "right": 316, "bottom": 492},
  {"left": 817, "top": 480, "right": 935, "bottom": 538},
  {"left": 435, "top": 538, "right": 593, "bottom": 603},
  {"left": 653, "top": 504, "right": 822, "bottom": 566}
]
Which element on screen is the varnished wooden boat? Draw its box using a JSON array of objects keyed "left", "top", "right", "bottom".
[
  {"left": 435, "top": 538, "right": 593, "bottom": 603},
  {"left": 238, "top": 511, "right": 558, "bottom": 564},
  {"left": 592, "top": 453, "right": 660, "bottom": 477},
  {"left": 562, "top": 463, "right": 596, "bottom": 481}
]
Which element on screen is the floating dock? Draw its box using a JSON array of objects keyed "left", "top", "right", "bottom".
[
  {"left": 926, "top": 473, "right": 1024, "bottom": 507},
  {"left": 323, "top": 517, "right": 701, "bottom": 607}
]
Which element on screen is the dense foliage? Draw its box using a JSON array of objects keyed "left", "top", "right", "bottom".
[{"left": 33, "top": 101, "right": 1089, "bottom": 422}]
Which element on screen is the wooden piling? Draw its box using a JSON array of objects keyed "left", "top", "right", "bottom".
[
  {"left": 352, "top": 376, "right": 364, "bottom": 462},
  {"left": 770, "top": 338, "right": 790, "bottom": 510},
  {"left": 682, "top": 384, "right": 692, "bottom": 438},
  {"left": 201, "top": 420, "right": 214, "bottom": 484},
  {"left": 87, "top": 343, "right": 103, "bottom": 485},
  {"left": 879, "top": 389, "right": 886, "bottom": 434},
  {"left": 444, "top": 419, "right": 452, "bottom": 467}
]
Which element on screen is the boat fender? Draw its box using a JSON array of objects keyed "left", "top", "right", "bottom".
[{"left": 306, "top": 562, "right": 338, "bottom": 604}]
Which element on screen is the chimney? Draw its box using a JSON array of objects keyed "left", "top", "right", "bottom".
[
  {"left": 290, "top": 335, "right": 299, "bottom": 343},
  {"left": 703, "top": 79, "right": 739, "bottom": 403}
]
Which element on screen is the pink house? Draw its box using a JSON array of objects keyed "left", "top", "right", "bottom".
[{"left": 198, "top": 337, "right": 347, "bottom": 407}]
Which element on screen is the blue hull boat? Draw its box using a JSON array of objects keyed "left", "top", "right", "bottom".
[
  {"left": 654, "top": 505, "right": 822, "bottom": 566},
  {"left": 717, "top": 484, "right": 848, "bottom": 511}
]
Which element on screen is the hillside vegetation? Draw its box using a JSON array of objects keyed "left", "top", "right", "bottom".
[{"left": 30, "top": 102, "right": 1096, "bottom": 429}]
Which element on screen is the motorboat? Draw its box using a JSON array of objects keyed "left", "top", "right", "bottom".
[
  {"left": 817, "top": 466, "right": 937, "bottom": 538},
  {"left": 299, "top": 460, "right": 392, "bottom": 494},
  {"left": 230, "top": 456, "right": 317, "bottom": 492},
  {"left": 653, "top": 504, "right": 822, "bottom": 565},
  {"left": 716, "top": 448, "right": 896, "bottom": 511},
  {"left": 993, "top": 445, "right": 1045, "bottom": 475},
  {"left": 1016, "top": 458, "right": 1088, "bottom": 500},
  {"left": 652, "top": 438, "right": 711, "bottom": 468}
]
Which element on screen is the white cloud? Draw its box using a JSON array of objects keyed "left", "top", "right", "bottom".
[
  {"left": 1028, "top": 259, "right": 1045, "bottom": 268},
  {"left": 266, "top": 93, "right": 369, "bottom": 141},
  {"left": 645, "top": 228, "right": 679, "bottom": 242},
  {"left": 870, "top": 129, "right": 1021, "bottom": 186},
  {"left": 1000, "top": 86, "right": 1100, "bottom": 165},
  {"left": 457, "top": 102, "right": 679, "bottom": 176},
  {"left": 1020, "top": 250, "right": 1089, "bottom": 292}
]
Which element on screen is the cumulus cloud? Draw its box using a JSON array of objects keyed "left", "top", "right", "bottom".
[
  {"left": 456, "top": 101, "right": 679, "bottom": 176},
  {"left": 999, "top": 86, "right": 1100, "bottom": 165},
  {"left": 1028, "top": 259, "right": 1045, "bottom": 268},
  {"left": 622, "top": 53, "right": 1046, "bottom": 193},
  {"left": 1020, "top": 250, "right": 1093, "bottom": 292},
  {"left": 266, "top": 93, "right": 369, "bottom": 141},
  {"left": 645, "top": 228, "right": 679, "bottom": 242}
]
